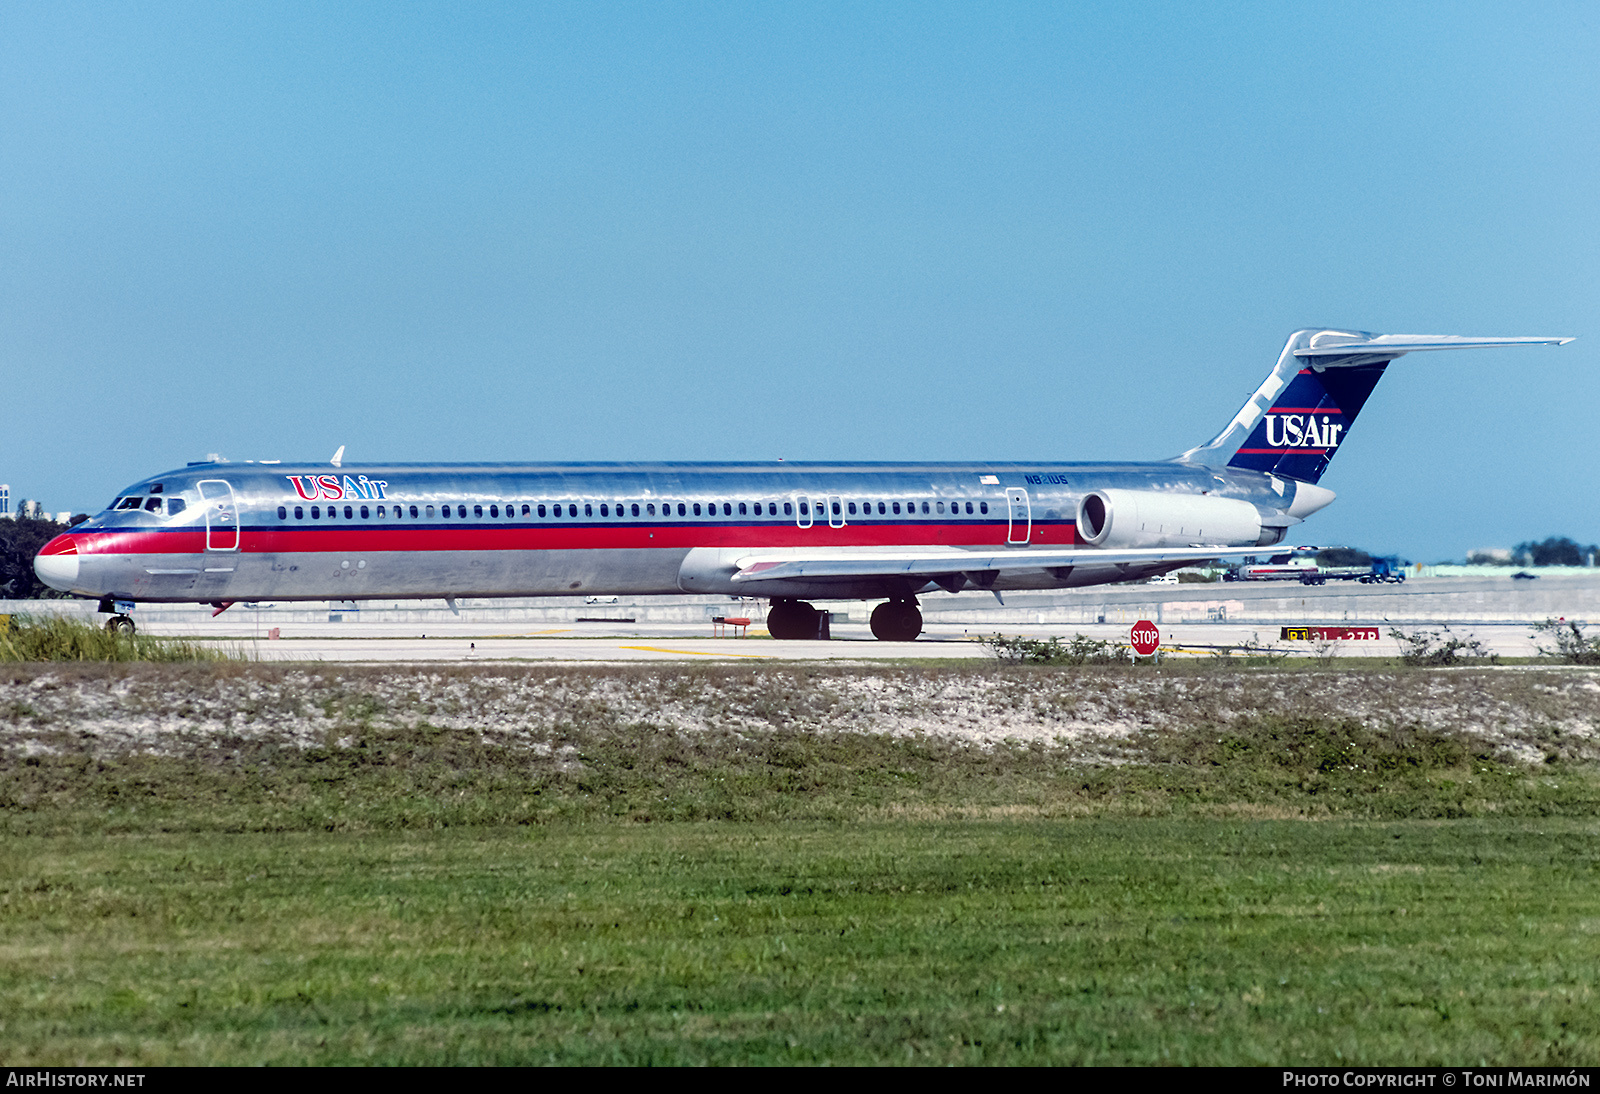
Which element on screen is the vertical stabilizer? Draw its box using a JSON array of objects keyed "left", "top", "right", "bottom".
[{"left": 1179, "top": 330, "right": 1572, "bottom": 484}]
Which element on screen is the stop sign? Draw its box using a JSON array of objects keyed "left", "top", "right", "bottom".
[{"left": 1130, "top": 620, "right": 1160, "bottom": 656}]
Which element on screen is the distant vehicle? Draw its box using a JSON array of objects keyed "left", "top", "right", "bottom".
[
  {"left": 1226, "top": 549, "right": 1406, "bottom": 585},
  {"left": 584, "top": 595, "right": 621, "bottom": 604},
  {"left": 1511, "top": 571, "right": 1539, "bottom": 581},
  {"left": 35, "top": 329, "right": 1567, "bottom": 640},
  {"left": 1148, "top": 573, "right": 1180, "bottom": 585}
]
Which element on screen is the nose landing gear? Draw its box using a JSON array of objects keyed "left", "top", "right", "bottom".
[
  {"left": 869, "top": 598, "right": 922, "bottom": 642},
  {"left": 97, "top": 599, "right": 137, "bottom": 636}
]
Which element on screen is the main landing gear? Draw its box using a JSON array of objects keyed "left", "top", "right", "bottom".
[
  {"left": 766, "top": 599, "right": 828, "bottom": 641},
  {"left": 869, "top": 598, "right": 922, "bottom": 642},
  {"left": 106, "top": 615, "right": 135, "bottom": 635},
  {"left": 764, "top": 598, "right": 923, "bottom": 641}
]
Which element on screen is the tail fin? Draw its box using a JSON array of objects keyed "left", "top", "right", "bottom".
[{"left": 1179, "top": 329, "right": 1573, "bottom": 484}]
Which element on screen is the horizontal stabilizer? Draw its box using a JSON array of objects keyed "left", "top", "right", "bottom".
[{"left": 1295, "top": 333, "right": 1572, "bottom": 362}]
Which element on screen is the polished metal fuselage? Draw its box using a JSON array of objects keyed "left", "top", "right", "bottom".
[{"left": 47, "top": 459, "right": 1298, "bottom": 603}]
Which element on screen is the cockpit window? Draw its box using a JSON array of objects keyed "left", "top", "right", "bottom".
[
  {"left": 144, "top": 498, "right": 163, "bottom": 513},
  {"left": 167, "top": 498, "right": 186, "bottom": 516},
  {"left": 117, "top": 497, "right": 143, "bottom": 510}
]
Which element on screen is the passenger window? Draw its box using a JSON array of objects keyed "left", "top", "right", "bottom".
[
  {"left": 474, "top": 505, "right": 483, "bottom": 518},
  {"left": 277, "top": 506, "right": 287, "bottom": 520},
  {"left": 738, "top": 502, "right": 747, "bottom": 515},
  {"left": 537, "top": 504, "right": 546, "bottom": 517},
  {"left": 677, "top": 503, "right": 686, "bottom": 516},
  {"left": 489, "top": 505, "right": 498, "bottom": 518},
  {"left": 980, "top": 501, "right": 989, "bottom": 514},
  {"left": 377, "top": 505, "right": 386, "bottom": 517},
  {"left": 425, "top": 505, "right": 434, "bottom": 518},
  {"left": 847, "top": 502, "right": 856, "bottom": 515},
  {"left": 410, "top": 505, "right": 420, "bottom": 518},
  {"left": 892, "top": 501, "right": 900, "bottom": 515},
  {"left": 832, "top": 500, "right": 841, "bottom": 516},
  {"left": 878, "top": 502, "right": 886, "bottom": 515},
  {"left": 311, "top": 506, "right": 321, "bottom": 519},
  {"left": 632, "top": 503, "right": 640, "bottom": 517},
  {"left": 965, "top": 502, "right": 974, "bottom": 515},
  {"left": 294, "top": 506, "right": 304, "bottom": 519},
  {"left": 344, "top": 505, "right": 353, "bottom": 519},
  {"left": 783, "top": 502, "right": 793, "bottom": 516},
  {"left": 522, "top": 504, "right": 531, "bottom": 516},
  {"left": 937, "top": 501, "right": 945, "bottom": 514},
  {"left": 692, "top": 503, "right": 702, "bottom": 516},
  {"left": 361, "top": 505, "right": 370, "bottom": 518},
  {"left": 441, "top": 506, "right": 450, "bottom": 519},
  {"left": 585, "top": 504, "right": 593, "bottom": 517},
  {"left": 799, "top": 501, "right": 808, "bottom": 516}
]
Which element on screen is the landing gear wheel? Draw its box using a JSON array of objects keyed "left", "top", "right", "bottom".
[
  {"left": 766, "top": 600, "right": 821, "bottom": 640},
  {"left": 106, "top": 615, "right": 135, "bottom": 636},
  {"left": 870, "top": 600, "right": 922, "bottom": 642}
]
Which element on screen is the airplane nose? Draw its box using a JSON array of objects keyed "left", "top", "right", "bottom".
[{"left": 34, "top": 535, "right": 81, "bottom": 590}]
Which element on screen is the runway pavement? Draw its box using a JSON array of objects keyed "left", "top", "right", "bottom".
[{"left": 208, "top": 618, "right": 1556, "bottom": 662}]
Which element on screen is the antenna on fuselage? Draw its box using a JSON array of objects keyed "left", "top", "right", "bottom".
[{"left": 331, "top": 446, "right": 345, "bottom": 468}]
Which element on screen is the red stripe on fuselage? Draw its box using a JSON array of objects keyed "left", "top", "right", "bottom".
[{"left": 71, "top": 521, "right": 1079, "bottom": 554}]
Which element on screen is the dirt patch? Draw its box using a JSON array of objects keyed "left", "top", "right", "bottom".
[{"left": 3, "top": 663, "right": 1597, "bottom": 768}]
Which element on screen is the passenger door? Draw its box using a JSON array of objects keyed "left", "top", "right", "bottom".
[
  {"left": 1006, "top": 487, "right": 1031, "bottom": 545},
  {"left": 198, "top": 480, "right": 239, "bottom": 551}
]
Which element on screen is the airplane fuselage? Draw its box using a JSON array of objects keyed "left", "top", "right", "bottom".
[{"left": 38, "top": 459, "right": 1300, "bottom": 604}]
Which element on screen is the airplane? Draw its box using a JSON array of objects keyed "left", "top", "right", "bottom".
[{"left": 34, "top": 329, "right": 1571, "bottom": 640}]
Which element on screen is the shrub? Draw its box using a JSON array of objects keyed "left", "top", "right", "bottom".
[
  {"left": 981, "top": 633, "right": 1129, "bottom": 665},
  {"left": 1388, "top": 626, "right": 1498, "bottom": 666},
  {"left": 1530, "top": 619, "right": 1600, "bottom": 665}
]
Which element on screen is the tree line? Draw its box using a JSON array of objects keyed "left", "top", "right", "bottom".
[{"left": 0, "top": 515, "right": 86, "bottom": 599}]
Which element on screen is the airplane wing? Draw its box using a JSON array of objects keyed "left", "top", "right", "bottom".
[{"left": 727, "top": 544, "right": 1269, "bottom": 585}]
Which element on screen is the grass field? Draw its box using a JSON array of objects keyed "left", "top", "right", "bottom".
[{"left": 3, "top": 662, "right": 1599, "bottom": 1064}]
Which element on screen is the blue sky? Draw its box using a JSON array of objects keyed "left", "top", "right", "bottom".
[{"left": 3, "top": 2, "right": 1596, "bottom": 559}]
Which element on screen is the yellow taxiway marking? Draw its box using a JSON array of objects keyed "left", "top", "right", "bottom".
[
  {"left": 528, "top": 628, "right": 574, "bottom": 635},
  {"left": 618, "top": 645, "right": 773, "bottom": 658}
]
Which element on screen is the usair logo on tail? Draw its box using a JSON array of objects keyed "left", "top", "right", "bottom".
[{"left": 1264, "top": 414, "right": 1344, "bottom": 449}]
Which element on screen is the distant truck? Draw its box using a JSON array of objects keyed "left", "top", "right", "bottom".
[{"left": 1224, "top": 550, "right": 1407, "bottom": 585}]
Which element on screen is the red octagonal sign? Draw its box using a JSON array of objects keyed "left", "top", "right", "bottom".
[{"left": 1130, "top": 620, "right": 1161, "bottom": 656}]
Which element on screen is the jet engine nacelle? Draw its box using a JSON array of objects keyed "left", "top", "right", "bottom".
[{"left": 1076, "top": 489, "right": 1264, "bottom": 549}]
